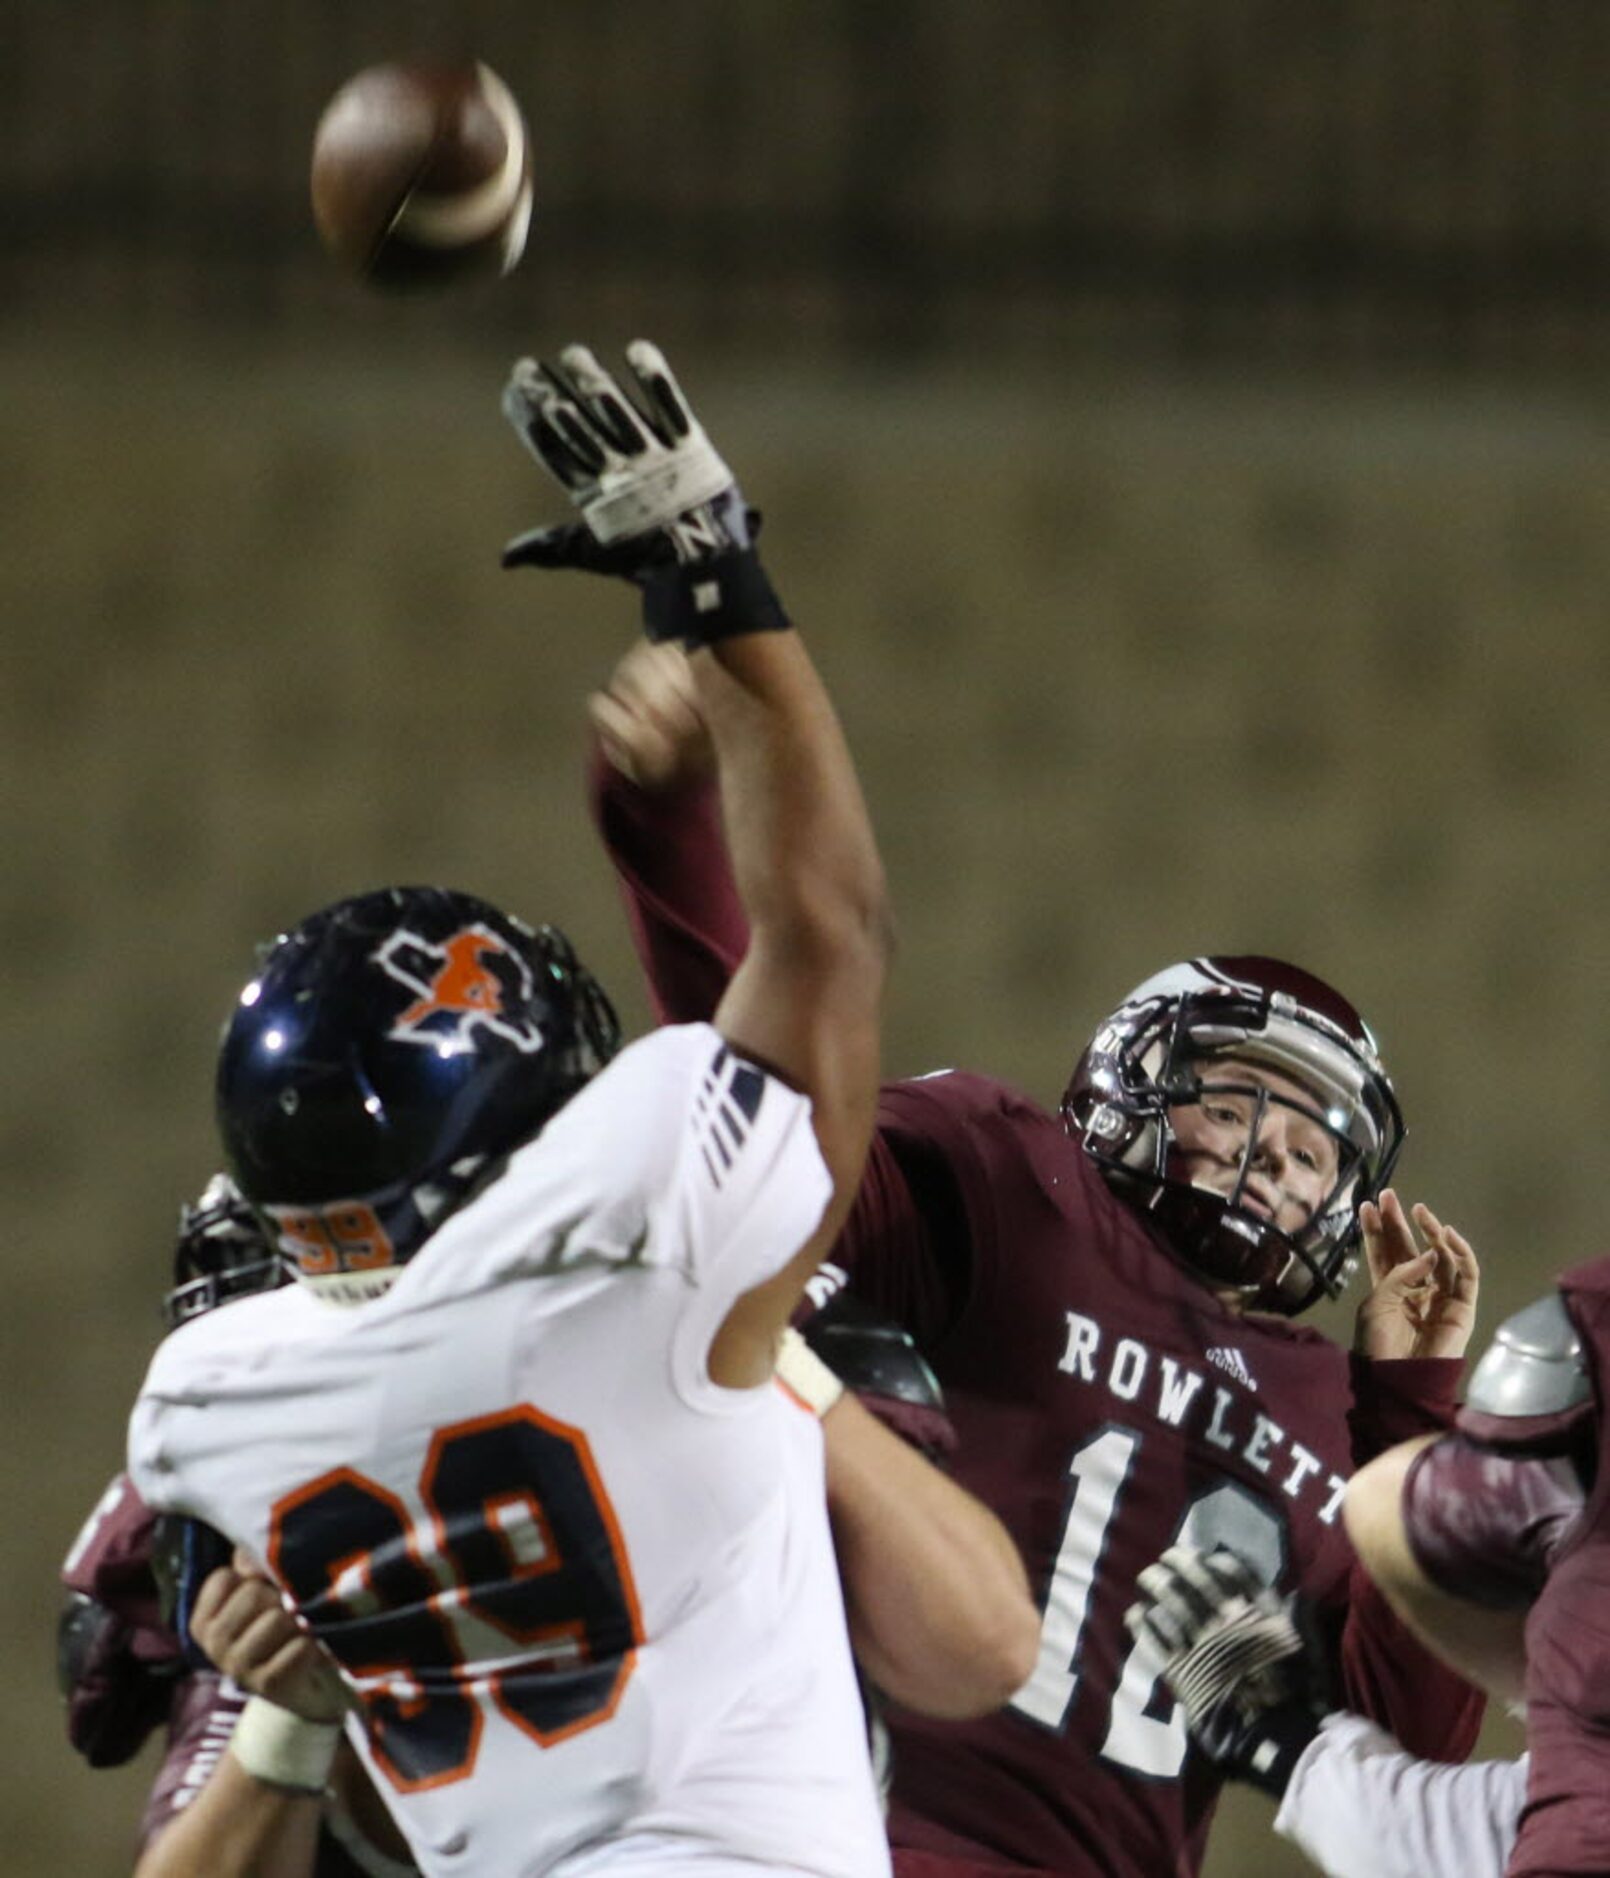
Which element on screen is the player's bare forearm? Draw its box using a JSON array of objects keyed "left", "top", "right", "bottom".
[
  {"left": 501, "top": 340, "right": 887, "bottom": 1348},
  {"left": 702, "top": 630, "right": 891, "bottom": 1235},
  {"left": 132, "top": 1753, "right": 323, "bottom": 1878},
  {"left": 695, "top": 634, "right": 881, "bottom": 940},
  {"left": 821, "top": 1391, "right": 1037, "bottom": 1717},
  {"left": 1345, "top": 1437, "right": 1526, "bottom": 1708}
]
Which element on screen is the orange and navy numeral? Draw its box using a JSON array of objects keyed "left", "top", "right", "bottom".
[
  {"left": 266, "top": 1202, "right": 396, "bottom": 1280},
  {"left": 267, "top": 1406, "right": 644, "bottom": 1791}
]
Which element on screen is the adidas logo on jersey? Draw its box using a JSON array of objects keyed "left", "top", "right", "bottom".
[
  {"left": 1205, "top": 1346, "right": 1258, "bottom": 1392},
  {"left": 692, "top": 1046, "right": 768, "bottom": 1188}
]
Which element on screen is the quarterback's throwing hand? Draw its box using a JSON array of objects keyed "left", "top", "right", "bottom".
[
  {"left": 1354, "top": 1188, "right": 1481, "bottom": 1362},
  {"left": 589, "top": 641, "right": 713, "bottom": 790}
]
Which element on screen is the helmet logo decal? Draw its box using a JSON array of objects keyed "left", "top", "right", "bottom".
[{"left": 375, "top": 924, "right": 546, "bottom": 1054}]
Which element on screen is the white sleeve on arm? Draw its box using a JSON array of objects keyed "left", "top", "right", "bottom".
[
  {"left": 658, "top": 1028, "right": 831, "bottom": 1409},
  {"left": 1274, "top": 1712, "right": 1526, "bottom": 1878},
  {"left": 668, "top": 1032, "right": 830, "bottom": 1284}
]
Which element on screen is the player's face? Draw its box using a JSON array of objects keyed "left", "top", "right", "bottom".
[{"left": 1166, "top": 1058, "right": 1340, "bottom": 1237}]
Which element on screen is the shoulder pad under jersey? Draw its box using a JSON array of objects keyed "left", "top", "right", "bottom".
[{"left": 1466, "top": 1292, "right": 1591, "bottom": 1420}]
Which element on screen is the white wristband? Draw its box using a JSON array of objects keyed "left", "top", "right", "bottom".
[
  {"left": 229, "top": 1695, "right": 341, "bottom": 1794},
  {"left": 776, "top": 1328, "right": 844, "bottom": 1417}
]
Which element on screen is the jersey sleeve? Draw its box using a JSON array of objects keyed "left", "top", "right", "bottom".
[
  {"left": 589, "top": 745, "right": 748, "bottom": 1025},
  {"left": 136, "top": 1670, "right": 248, "bottom": 1852},
  {"left": 659, "top": 1028, "right": 833, "bottom": 1294},
  {"left": 591, "top": 745, "right": 1000, "bottom": 1349},
  {"left": 127, "top": 1388, "right": 178, "bottom": 1519},
  {"left": 58, "top": 1473, "right": 183, "bottom": 1766},
  {"left": 1347, "top": 1354, "right": 1465, "bottom": 1464},
  {"left": 828, "top": 1071, "right": 1043, "bottom": 1350},
  {"left": 1399, "top": 1431, "right": 1585, "bottom": 1606},
  {"left": 540, "top": 1024, "right": 831, "bottom": 1314},
  {"left": 1274, "top": 1712, "right": 1524, "bottom": 1878},
  {"left": 817, "top": 1111, "right": 969, "bottom": 1351},
  {"left": 61, "top": 1471, "right": 164, "bottom": 1617},
  {"left": 438, "top": 1025, "right": 831, "bottom": 1308}
]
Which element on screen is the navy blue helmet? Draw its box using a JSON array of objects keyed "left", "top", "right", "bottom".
[{"left": 216, "top": 887, "right": 620, "bottom": 1300}]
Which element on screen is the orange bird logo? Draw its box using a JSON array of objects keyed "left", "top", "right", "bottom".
[{"left": 373, "top": 924, "right": 546, "bottom": 1054}]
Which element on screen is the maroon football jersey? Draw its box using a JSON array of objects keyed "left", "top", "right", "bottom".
[
  {"left": 592, "top": 757, "right": 1483, "bottom": 1876},
  {"left": 59, "top": 1471, "right": 181, "bottom": 1765},
  {"left": 836, "top": 1070, "right": 1477, "bottom": 1876},
  {"left": 1447, "top": 1257, "right": 1610, "bottom": 1878}
]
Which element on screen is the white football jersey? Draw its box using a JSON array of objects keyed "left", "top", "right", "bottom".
[{"left": 129, "top": 1024, "right": 890, "bottom": 1878}]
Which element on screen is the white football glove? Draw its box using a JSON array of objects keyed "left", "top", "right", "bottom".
[
  {"left": 501, "top": 341, "right": 756, "bottom": 570},
  {"left": 1126, "top": 1543, "right": 1328, "bottom": 1797}
]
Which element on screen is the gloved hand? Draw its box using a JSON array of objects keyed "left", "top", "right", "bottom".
[
  {"left": 501, "top": 342, "right": 785, "bottom": 641},
  {"left": 1125, "top": 1543, "right": 1330, "bottom": 1798}
]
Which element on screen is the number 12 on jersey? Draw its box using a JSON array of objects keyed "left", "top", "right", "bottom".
[{"left": 1010, "top": 1426, "right": 1285, "bottom": 1778}]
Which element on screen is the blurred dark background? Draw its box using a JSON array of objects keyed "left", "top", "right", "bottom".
[{"left": 9, "top": 2, "right": 1606, "bottom": 1869}]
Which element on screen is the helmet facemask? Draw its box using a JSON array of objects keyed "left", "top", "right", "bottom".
[
  {"left": 1065, "top": 961, "right": 1404, "bottom": 1315},
  {"left": 162, "top": 1172, "right": 285, "bottom": 1329}
]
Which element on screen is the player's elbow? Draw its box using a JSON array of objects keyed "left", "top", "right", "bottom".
[
  {"left": 867, "top": 1583, "right": 1040, "bottom": 1721},
  {"left": 881, "top": 1615, "right": 1038, "bottom": 1721},
  {"left": 951, "top": 1596, "right": 1041, "bottom": 1716}
]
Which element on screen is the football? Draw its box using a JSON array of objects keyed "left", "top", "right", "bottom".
[{"left": 310, "top": 61, "right": 533, "bottom": 290}]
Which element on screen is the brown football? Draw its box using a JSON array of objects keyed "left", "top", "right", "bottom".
[{"left": 310, "top": 61, "right": 532, "bottom": 290}]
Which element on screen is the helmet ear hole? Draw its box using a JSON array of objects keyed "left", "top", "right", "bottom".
[
  {"left": 215, "top": 887, "right": 619, "bottom": 1291},
  {"left": 1062, "top": 956, "right": 1403, "bottom": 1315}
]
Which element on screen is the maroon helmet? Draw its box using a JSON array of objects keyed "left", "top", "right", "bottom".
[{"left": 1062, "top": 956, "right": 1404, "bottom": 1314}]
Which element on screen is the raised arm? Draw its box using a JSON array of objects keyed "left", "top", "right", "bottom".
[
  {"left": 585, "top": 644, "right": 747, "bottom": 1026},
  {"left": 1330, "top": 1189, "right": 1488, "bottom": 1756},
  {"left": 502, "top": 342, "right": 890, "bottom": 1375}
]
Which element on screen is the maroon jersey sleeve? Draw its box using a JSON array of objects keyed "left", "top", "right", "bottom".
[
  {"left": 137, "top": 1670, "right": 249, "bottom": 1850},
  {"left": 1400, "top": 1432, "right": 1584, "bottom": 1606},
  {"left": 587, "top": 747, "right": 747, "bottom": 1026},
  {"left": 592, "top": 740, "right": 973, "bottom": 1348},
  {"left": 825, "top": 1079, "right": 995, "bottom": 1350},
  {"left": 1346, "top": 1353, "right": 1465, "bottom": 1463},
  {"left": 59, "top": 1472, "right": 183, "bottom": 1765},
  {"left": 61, "top": 1472, "right": 172, "bottom": 1641}
]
